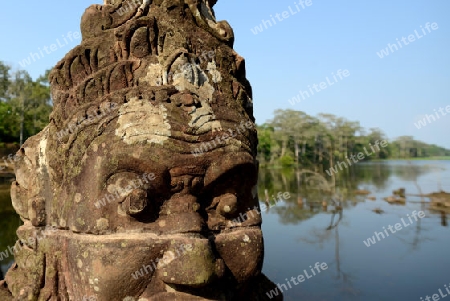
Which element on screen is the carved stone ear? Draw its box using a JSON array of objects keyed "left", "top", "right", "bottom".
[{"left": 11, "top": 128, "right": 51, "bottom": 223}]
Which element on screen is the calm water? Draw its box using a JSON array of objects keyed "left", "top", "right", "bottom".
[
  {"left": 0, "top": 183, "right": 21, "bottom": 279},
  {"left": 259, "top": 160, "right": 450, "bottom": 301},
  {"left": 1, "top": 161, "right": 449, "bottom": 300}
]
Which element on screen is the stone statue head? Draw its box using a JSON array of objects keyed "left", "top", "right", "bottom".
[{"left": 0, "top": 1, "right": 282, "bottom": 300}]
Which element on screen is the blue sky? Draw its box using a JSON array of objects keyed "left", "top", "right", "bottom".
[{"left": 1, "top": 1, "right": 449, "bottom": 147}]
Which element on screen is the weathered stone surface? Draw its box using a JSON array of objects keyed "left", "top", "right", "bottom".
[{"left": 1, "top": 0, "right": 282, "bottom": 300}]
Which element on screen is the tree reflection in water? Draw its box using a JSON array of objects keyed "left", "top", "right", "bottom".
[
  {"left": 0, "top": 184, "right": 22, "bottom": 280},
  {"left": 298, "top": 170, "right": 360, "bottom": 298}
]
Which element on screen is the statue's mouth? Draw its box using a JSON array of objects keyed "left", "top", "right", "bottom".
[{"left": 55, "top": 227, "right": 262, "bottom": 300}]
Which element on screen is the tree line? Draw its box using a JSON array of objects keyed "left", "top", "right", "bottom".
[
  {"left": 0, "top": 61, "right": 52, "bottom": 147},
  {"left": 257, "top": 109, "right": 450, "bottom": 171}
]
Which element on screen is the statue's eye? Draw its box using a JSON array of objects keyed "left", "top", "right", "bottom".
[
  {"left": 121, "top": 188, "right": 148, "bottom": 216},
  {"left": 100, "top": 172, "right": 153, "bottom": 211},
  {"left": 103, "top": 171, "right": 169, "bottom": 222}
]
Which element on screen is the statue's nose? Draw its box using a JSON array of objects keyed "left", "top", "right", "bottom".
[
  {"left": 154, "top": 193, "right": 207, "bottom": 234},
  {"left": 155, "top": 240, "right": 225, "bottom": 287},
  {"left": 152, "top": 192, "right": 226, "bottom": 287}
]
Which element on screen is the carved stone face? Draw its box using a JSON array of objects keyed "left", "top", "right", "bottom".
[
  {"left": 0, "top": 1, "right": 281, "bottom": 300},
  {"left": 48, "top": 91, "right": 262, "bottom": 300},
  {"left": 48, "top": 130, "right": 262, "bottom": 300}
]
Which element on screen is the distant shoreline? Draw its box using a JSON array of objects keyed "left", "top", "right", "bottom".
[
  {"left": 259, "top": 157, "right": 450, "bottom": 169},
  {"left": 374, "top": 156, "right": 450, "bottom": 161}
]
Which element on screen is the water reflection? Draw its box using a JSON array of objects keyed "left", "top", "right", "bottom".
[
  {"left": 258, "top": 161, "right": 443, "bottom": 225},
  {"left": 440, "top": 211, "right": 447, "bottom": 227},
  {"left": 259, "top": 167, "right": 368, "bottom": 226},
  {"left": 259, "top": 161, "right": 450, "bottom": 300},
  {"left": 0, "top": 184, "right": 21, "bottom": 279}
]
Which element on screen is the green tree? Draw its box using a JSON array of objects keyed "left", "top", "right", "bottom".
[
  {"left": 257, "top": 124, "right": 276, "bottom": 164},
  {"left": 257, "top": 108, "right": 450, "bottom": 169},
  {"left": 0, "top": 102, "right": 16, "bottom": 142},
  {"left": 8, "top": 70, "right": 34, "bottom": 145},
  {"left": 0, "top": 64, "right": 52, "bottom": 144},
  {"left": 366, "top": 128, "right": 391, "bottom": 159},
  {"left": 0, "top": 61, "right": 10, "bottom": 101}
]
